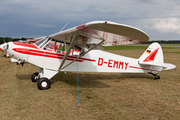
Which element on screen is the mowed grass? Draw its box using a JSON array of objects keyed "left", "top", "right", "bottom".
[
  {"left": 103, "top": 44, "right": 180, "bottom": 50},
  {"left": 0, "top": 44, "right": 180, "bottom": 119}
]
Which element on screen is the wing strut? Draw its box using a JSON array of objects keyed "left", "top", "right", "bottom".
[
  {"left": 59, "top": 38, "right": 105, "bottom": 71},
  {"left": 58, "top": 34, "right": 77, "bottom": 71}
]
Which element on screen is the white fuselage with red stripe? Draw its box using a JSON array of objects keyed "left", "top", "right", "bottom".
[{"left": 7, "top": 42, "right": 163, "bottom": 74}]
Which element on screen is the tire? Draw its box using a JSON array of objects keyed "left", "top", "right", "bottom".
[
  {"left": 37, "top": 78, "right": 51, "bottom": 90},
  {"left": 31, "top": 72, "right": 39, "bottom": 82}
]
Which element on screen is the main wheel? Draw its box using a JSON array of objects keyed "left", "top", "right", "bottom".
[
  {"left": 31, "top": 72, "right": 39, "bottom": 82},
  {"left": 37, "top": 78, "right": 51, "bottom": 90}
]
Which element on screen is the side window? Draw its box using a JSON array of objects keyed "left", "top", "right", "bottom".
[
  {"left": 56, "top": 42, "right": 69, "bottom": 54},
  {"left": 43, "top": 39, "right": 84, "bottom": 56},
  {"left": 44, "top": 40, "right": 58, "bottom": 52}
]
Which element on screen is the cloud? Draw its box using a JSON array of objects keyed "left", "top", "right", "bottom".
[
  {"left": 26, "top": 22, "right": 55, "bottom": 28},
  {"left": 1, "top": 0, "right": 180, "bottom": 40},
  {"left": 152, "top": 18, "right": 180, "bottom": 34}
]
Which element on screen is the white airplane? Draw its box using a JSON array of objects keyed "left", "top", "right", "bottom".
[
  {"left": 5, "top": 21, "right": 175, "bottom": 90},
  {"left": 18, "top": 36, "right": 47, "bottom": 43}
]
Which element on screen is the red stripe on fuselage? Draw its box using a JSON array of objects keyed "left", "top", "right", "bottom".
[
  {"left": 13, "top": 48, "right": 30, "bottom": 54},
  {"left": 13, "top": 42, "right": 39, "bottom": 49},
  {"left": 12, "top": 48, "right": 96, "bottom": 62},
  {"left": 129, "top": 66, "right": 160, "bottom": 72}
]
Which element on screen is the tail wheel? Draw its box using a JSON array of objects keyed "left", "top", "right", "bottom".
[
  {"left": 37, "top": 78, "right": 51, "bottom": 90},
  {"left": 155, "top": 75, "right": 160, "bottom": 80},
  {"left": 31, "top": 72, "right": 39, "bottom": 82},
  {"left": 148, "top": 72, "right": 160, "bottom": 80}
]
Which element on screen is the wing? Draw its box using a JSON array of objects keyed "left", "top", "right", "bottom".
[
  {"left": 49, "top": 21, "right": 149, "bottom": 47},
  {"left": 48, "top": 21, "right": 149, "bottom": 70}
]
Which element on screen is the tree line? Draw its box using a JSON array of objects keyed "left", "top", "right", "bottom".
[
  {"left": 142, "top": 40, "right": 180, "bottom": 44},
  {"left": 0, "top": 37, "right": 32, "bottom": 44},
  {"left": 1, "top": 37, "right": 180, "bottom": 44}
]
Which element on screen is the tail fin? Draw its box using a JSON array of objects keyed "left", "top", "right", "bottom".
[
  {"left": 138, "top": 42, "right": 164, "bottom": 67},
  {"left": 138, "top": 42, "right": 176, "bottom": 71}
]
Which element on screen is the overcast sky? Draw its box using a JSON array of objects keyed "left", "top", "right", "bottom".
[{"left": 1, "top": 0, "right": 180, "bottom": 40}]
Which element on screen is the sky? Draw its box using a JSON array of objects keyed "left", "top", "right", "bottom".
[{"left": 1, "top": 0, "right": 180, "bottom": 41}]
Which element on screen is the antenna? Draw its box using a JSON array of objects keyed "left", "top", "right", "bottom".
[{"left": 59, "top": 22, "right": 69, "bottom": 32}]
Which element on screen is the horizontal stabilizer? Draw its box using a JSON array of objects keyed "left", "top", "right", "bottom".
[{"left": 163, "top": 63, "right": 176, "bottom": 70}]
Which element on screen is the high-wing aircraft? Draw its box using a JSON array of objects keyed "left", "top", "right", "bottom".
[
  {"left": 5, "top": 21, "right": 175, "bottom": 90},
  {"left": 18, "top": 36, "right": 46, "bottom": 44}
]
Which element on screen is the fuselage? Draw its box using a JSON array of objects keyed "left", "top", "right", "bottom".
[{"left": 7, "top": 42, "right": 162, "bottom": 74}]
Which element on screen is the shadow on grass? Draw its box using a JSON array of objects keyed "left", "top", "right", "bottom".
[
  {"left": 51, "top": 72, "right": 153, "bottom": 88},
  {"left": 16, "top": 74, "right": 32, "bottom": 80},
  {"left": 16, "top": 72, "right": 154, "bottom": 88}
]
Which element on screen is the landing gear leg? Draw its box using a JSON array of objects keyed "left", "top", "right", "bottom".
[
  {"left": 35, "top": 68, "right": 58, "bottom": 90},
  {"left": 148, "top": 72, "right": 160, "bottom": 80}
]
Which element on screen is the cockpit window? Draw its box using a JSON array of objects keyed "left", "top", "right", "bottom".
[
  {"left": 43, "top": 39, "right": 84, "bottom": 56},
  {"left": 34, "top": 37, "right": 48, "bottom": 47}
]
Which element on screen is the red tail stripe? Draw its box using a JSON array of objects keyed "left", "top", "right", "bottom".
[{"left": 143, "top": 48, "right": 159, "bottom": 62}]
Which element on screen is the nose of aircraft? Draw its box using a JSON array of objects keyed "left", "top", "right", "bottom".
[{"left": 6, "top": 42, "right": 30, "bottom": 63}]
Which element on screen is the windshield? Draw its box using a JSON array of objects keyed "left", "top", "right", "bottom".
[{"left": 34, "top": 37, "right": 47, "bottom": 46}]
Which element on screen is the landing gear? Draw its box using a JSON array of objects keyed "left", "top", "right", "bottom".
[
  {"left": 31, "top": 68, "right": 57, "bottom": 90},
  {"left": 148, "top": 72, "right": 160, "bottom": 80},
  {"left": 31, "top": 72, "right": 39, "bottom": 82},
  {"left": 37, "top": 77, "right": 51, "bottom": 90}
]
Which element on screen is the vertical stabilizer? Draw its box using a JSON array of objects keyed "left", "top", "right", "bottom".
[{"left": 138, "top": 42, "right": 164, "bottom": 67}]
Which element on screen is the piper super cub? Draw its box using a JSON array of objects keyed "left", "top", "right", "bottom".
[{"left": 5, "top": 21, "right": 175, "bottom": 90}]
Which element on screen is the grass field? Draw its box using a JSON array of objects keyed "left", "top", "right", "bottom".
[{"left": 0, "top": 44, "right": 180, "bottom": 120}]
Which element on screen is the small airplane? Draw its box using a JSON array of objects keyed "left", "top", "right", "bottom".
[
  {"left": 4, "top": 21, "right": 175, "bottom": 90},
  {"left": 18, "top": 36, "right": 46, "bottom": 44}
]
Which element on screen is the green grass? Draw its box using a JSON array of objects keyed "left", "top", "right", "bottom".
[
  {"left": 162, "top": 47, "right": 180, "bottom": 49},
  {"left": 164, "top": 52, "right": 180, "bottom": 54},
  {"left": 103, "top": 45, "right": 148, "bottom": 50},
  {"left": 103, "top": 44, "right": 180, "bottom": 50}
]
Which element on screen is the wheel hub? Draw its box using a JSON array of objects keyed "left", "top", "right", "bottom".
[
  {"left": 35, "top": 76, "right": 38, "bottom": 80},
  {"left": 41, "top": 81, "right": 47, "bottom": 87}
]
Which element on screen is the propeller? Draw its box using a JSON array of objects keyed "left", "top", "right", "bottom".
[{"left": 0, "top": 43, "right": 7, "bottom": 57}]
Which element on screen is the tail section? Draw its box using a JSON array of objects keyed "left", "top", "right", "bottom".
[
  {"left": 138, "top": 42, "right": 176, "bottom": 74},
  {"left": 138, "top": 42, "right": 164, "bottom": 67}
]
